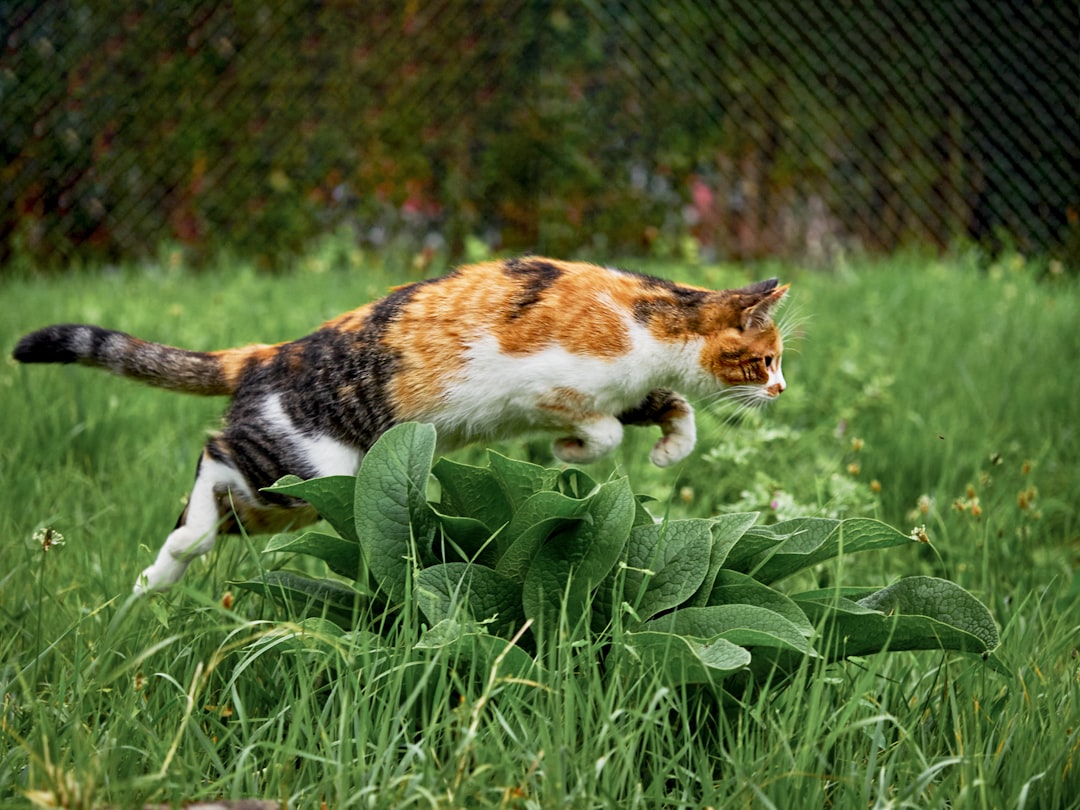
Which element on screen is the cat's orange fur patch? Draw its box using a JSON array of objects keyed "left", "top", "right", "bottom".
[
  {"left": 322, "top": 305, "right": 372, "bottom": 332},
  {"left": 496, "top": 262, "right": 635, "bottom": 358},
  {"left": 214, "top": 344, "right": 279, "bottom": 389},
  {"left": 497, "top": 301, "right": 630, "bottom": 358},
  {"left": 538, "top": 386, "right": 591, "bottom": 421}
]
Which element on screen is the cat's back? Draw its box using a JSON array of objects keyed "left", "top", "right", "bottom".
[
  {"left": 244, "top": 258, "right": 703, "bottom": 403},
  {"left": 359, "top": 258, "right": 704, "bottom": 433},
  {"left": 380, "top": 257, "right": 679, "bottom": 356}
]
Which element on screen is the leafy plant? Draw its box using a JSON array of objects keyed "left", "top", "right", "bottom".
[{"left": 236, "top": 422, "right": 1000, "bottom": 691}]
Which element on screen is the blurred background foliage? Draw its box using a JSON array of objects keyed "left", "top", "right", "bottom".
[{"left": 2, "top": 0, "right": 1077, "bottom": 271}]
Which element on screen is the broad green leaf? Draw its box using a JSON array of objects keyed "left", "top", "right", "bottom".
[
  {"left": 430, "top": 508, "right": 500, "bottom": 563},
  {"left": 290, "top": 616, "right": 347, "bottom": 640},
  {"left": 353, "top": 422, "right": 438, "bottom": 602},
  {"left": 415, "top": 618, "right": 537, "bottom": 679},
  {"left": 487, "top": 451, "right": 560, "bottom": 512},
  {"left": 231, "top": 571, "right": 364, "bottom": 628},
  {"left": 556, "top": 466, "right": 598, "bottom": 498},
  {"left": 726, "top": 517, "right": 838, "bottom": 573},
  {"left": 416, "top": 562, "right": 525, "bottom": 638},
  {"left": 622, "top": 519, "right": 713, "bottom": 622},
  {"left": 495, "top": 490, "right": 591, "bottom": 580},
  {"left": 632, "top": 495, "right": 658, "bottom": 527},
  {"left": 432, "top": 457, "right": 512, "bottom": 530},
  {"left": 619, "top": 630, "right": 750, "bottom": 686},
  {"left": 707, "top": 570, "right": 814, "bottom": 636},
  {"left": 791, "top": 587, "right": 884, "bottom": 614},
  {"left": 415, "top": 617, "right": 467, "bottom": 649},
  {"left": 795, "top": 577, "right": 1000, "bottom": 658},
  {"left": 522, "top": 477, "right": 636, "bottom": 625},
  {"left": 688, "top": 512, "right": 760, "bottom": 607},
  {"left": 643, "top": 604, "right": 817, "bottom": 656},
  {"left": 855, "top": 576, "right": 999, "bottom": 654},
  {"left": 739, "top": 518, "right": 915, "bottom": 584},
  {"left": 263, "top": 531, "right": 362, "bottom": 579},
  {"left": 262, "top": 475, "right": 358, "bottom": 543}
]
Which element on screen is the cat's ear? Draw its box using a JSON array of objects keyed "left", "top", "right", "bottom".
[{"left": 734, "top": 279, "right": 789, "bottom": 329}]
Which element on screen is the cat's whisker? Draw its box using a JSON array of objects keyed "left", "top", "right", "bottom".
[
  {"left": 698, "top": 385, "right": 774, "bottom": 426},
  {"left": 776, "top": 301, "right": 810, "bottom": 350},
  {"left": 704, "top": 384, "right": 773, "bottom": 408}
]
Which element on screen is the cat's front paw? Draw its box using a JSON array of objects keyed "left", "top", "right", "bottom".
[
  {"left": 649, "top": 434, "right": 695, "bottom": 467},
  {"left": 553, "top": 437, "right": 594, "bottom": 464},
  {"left": 553, "top": 416, "right": 623, "bottom": 464},
  {"left": 649, "top": 413, "right": 697, "bottom": 467}
]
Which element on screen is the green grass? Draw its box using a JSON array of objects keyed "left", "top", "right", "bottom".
[{"left": 2, "top": 248, "right": 1079, "bottom": 808}]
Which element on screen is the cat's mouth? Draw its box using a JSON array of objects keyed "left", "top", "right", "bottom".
[{"left": 765, "top": 362, "right": 786, "bottom": 397}]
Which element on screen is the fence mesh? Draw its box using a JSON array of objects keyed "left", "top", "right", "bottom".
[{"left": 3, "top": 0, "right": 1078, "bottom": 269}]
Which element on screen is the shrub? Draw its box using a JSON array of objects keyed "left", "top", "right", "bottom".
[{"left": 236, "top": 423, "right": 1000, "bottom": 691}]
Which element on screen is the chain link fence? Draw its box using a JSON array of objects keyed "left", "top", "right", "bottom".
[{"left": 3, "top": 0, "right": 1078, "bottom": 270}]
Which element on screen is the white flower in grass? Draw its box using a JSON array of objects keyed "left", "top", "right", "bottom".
[
  {"left": 909, "top": 525, "right": 930, "bottom": 544},
  {"left": 33, "top": 527, "right": 65, "bottom": 553}
]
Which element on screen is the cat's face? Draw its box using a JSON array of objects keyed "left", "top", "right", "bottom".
[
  {"left": 701, "top": 321, "right": 786, "bottom": 402},
  {"left": 693, "top": 281, "right": 789, "bottom": 404}
]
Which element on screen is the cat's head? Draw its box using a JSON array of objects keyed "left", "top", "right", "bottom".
[{"left": 697, "top": 279, "right": 789, "bottom": 404}]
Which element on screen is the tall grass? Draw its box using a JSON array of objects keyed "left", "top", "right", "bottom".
[{"left": 2, "top": 249, "right": 1078, "bottom": 808}]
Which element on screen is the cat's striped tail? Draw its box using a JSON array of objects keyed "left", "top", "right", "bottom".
[{"left": 12, "top": 324, "right": 257, "bottom": 396}]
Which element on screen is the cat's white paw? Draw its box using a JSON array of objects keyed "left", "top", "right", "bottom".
[
  {"left": 134, "top": 557, "right": 190, "bottom": 594},
  {"left": 649, "top": 414, "right": 697, "bottom": 467},
  {"left": 553, "top": 416, "right": 623, "bottom": 464},
  {"left": 649, "top": 434, "right": 695, "bottom": 467},
  {"left": 134, "top": 520, "right": 218, "bottom": 594}
]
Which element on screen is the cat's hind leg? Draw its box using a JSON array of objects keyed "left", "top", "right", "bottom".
[
  {"left": 617, "top": 389, "right": 696, "bottom": 467},
  {"left": 134, "top": 450, "right": 250, "bottom": 593},
  {"left": 552, "top": 414, "right": 624, "bottom": 465}
]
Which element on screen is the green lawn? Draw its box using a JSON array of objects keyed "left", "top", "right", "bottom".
[{"left": 2, "top": 248, "right": 1078, "bottom": 808}]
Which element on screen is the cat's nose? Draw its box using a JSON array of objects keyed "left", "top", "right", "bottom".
[
  {"left": 768, "top": 370, "right": 786, "bottom": 397},
  {"left": 767, "top": 383, "right": 784, "bottom": 397}
]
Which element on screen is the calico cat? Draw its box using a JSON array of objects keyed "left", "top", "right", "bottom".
[{"left": 13, "top": 257, "right": 788, "bottom": 593}]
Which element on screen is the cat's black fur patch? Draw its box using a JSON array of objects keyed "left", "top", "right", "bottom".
[
  {"left": 13, "top": 324, "right": 112, "bottom": 364},
  {"left": 616, "top": 267, "right": 708, "bottom": 301},
  {"left": 365, "top": 275, "right": 446, "bottom": 333},
  {"left": 619, "top": 269, "right": 710, "bottom": 327},
  {"left": 737, "top": 278, "right": 779, "bottom": 295},
  {"left": 503, "top": 257, "right": 563, "bottom": 317},
  {"left": 631, "top": 294, "right": 708, "bottom": 327},
  {"left": 617, "top": 388, "right": 687, "bottom": 426},
  {"left": 212, "top": 282, "right": 423, "bottom": 498}
]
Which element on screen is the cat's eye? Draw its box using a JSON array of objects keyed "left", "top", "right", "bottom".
[{"left": 764, "top": 356, "right": 773, "bottom": 368}]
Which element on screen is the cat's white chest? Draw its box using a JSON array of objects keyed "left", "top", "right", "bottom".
[{"left": 432, "top": 319, "right": 701, "bottom": 441}]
